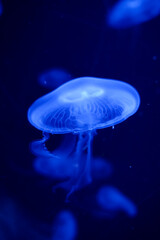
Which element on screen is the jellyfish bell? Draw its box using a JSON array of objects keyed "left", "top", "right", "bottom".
[
  {"left": 28, "top": 77, "right": 140, "bottom": 133},
  {"left": 28, "top": 77, "right": 140, "bottom": 196}
]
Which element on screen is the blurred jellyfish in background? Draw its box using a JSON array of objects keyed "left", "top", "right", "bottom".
[
  {"left": 31, "top": 133, "right": 112, "bottom": 182},
  {"left": 107, "top": 0, "right": 160, "bottom": 29},
  {"left": 38, "top": 68, "right": 72, "bottom": 89},
  {"left": 91, "top": 157, "right": 113, "bottom": 180},
  {"left": 0, "top": 0, "right": 3, "bottom": 16},
  {"left": 97, "top": 186, "right": 137, "bottom": 217},
  {"left": 52, "top": 211, "right": 77, "bottom": 240},
  {"left": 28, "top": 77, "right": 140, "bottom": 197},
  {"left": 33, "top": 153, "right": 112, "bottom": 187},
  {"left": 31, "top": 133, "right": 77, "bottom": 180},
  {"left": 0, "top": 193, "right": 49, "bottom": 240}
]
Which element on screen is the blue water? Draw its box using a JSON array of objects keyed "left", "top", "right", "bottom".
[{"left": 0, "top": 0, "right": 160, "bottom": 239}]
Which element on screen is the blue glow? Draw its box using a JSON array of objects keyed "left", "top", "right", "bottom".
[
  {"left": 34, "top": 155, "right": 75, "bottom": 180},
  {"left": 38, "top": 68, "right": 71, "bottom": 89},
  {"left": 32, "top": 132, "right": 95, "bottom": 194},
  {"left": 0, "top": 0, "right": 3, "bottom": 16},
  {"left": 33, "top": 151, "right": 112, "bottom": 182},
  {"left": 28, "top": 77, "right": 140, "bottom": 196},
  {"left": 28, "top": 77, "right": 140, "bottom": 133},
  {"left": 107, "top": 0, "right": 160, "bottom": 28},
  {"left": 52, "top": 211, "right": 77, "bottom": 240},
  {"left": 32, "top": 134, "right": 77, "bottom": 180},
  {"left": 97, "top": 186, "right": 137, "bottom": 217},
  {"left": 91, "top": 157, "right": 112, "bottom": 180}
]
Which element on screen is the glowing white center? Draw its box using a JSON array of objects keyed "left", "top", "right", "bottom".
[{"left": 60, "top": 86, "right": 104, "bottom": 103}]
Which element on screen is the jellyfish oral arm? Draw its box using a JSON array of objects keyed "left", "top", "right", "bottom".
[
  {"left": 85, "top": 131, "right": 93, "bottom": 183},
  {"left": 66, "top": 131, "right": 94, "bottom": 199}
]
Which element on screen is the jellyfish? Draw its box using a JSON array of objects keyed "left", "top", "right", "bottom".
[
  {"left": 107, "top": 0, "right": 160, "bottom": 29},
  {"left": 97, "top": 186, "right": 137, "bottom": 217},
  {"left": 52, "top": 211, "right": 77, "bottom": 240},
  {"left": 38, "top": 68, "right": 72, "bottom": 89},
  {"left": 28, "top": 77, "right": 140, "bottom": 196}
]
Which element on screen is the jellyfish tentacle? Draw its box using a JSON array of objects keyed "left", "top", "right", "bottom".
[
  {"left": 67, "top": 133, "right": 85, "bottom": 197},
  {"left": 74, "top": 132, "right": 91, "bottom": 186},
  {"left": 65, "top": 133, "right": 90, "bottom": 200},
  {"left": 33, "top": 134, "right": 77, "bottom": 180},
  {"left": 52, "top": 134, "right": 76, "bottom": 158},
  {"left": 76, "top": 130, "right": 96, "bottom": 186},
  {"left": 66, "top": 131, "right": 94, "bottom": 199},
  {"left": 31, "top": 133, "right": 76, "bottom": 159},
  {"left": 30, "top": 132, "right": 51, "bottom": 157},
  {"left": 85, "top": 130, "right": 93, "bottom": 183}
]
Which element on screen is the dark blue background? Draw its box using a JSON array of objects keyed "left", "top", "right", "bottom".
[{"left": 0, "top": 0, "right": 160, "bottom": 239}]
